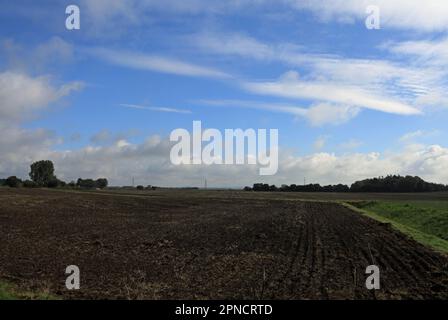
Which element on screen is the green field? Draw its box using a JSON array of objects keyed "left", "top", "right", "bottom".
[
  {"left": 0, "top": 281, "right": 56, "bottom": 300},
  {"left": 0, "top": 283, "right": 16, "bottom": 300},
  {"left": 347, "top": 200, "right": 448, "bottom": 254}
]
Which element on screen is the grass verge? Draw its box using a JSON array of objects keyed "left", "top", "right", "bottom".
[
  {"left": 343, "top": 201, "right": 448, "bottom": 255},
  {"left": 0, "top": 281, "right": 57, "bottom": 300}
]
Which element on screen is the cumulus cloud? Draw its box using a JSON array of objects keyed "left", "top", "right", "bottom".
[
  {"left": 3, "top": 134, "right": 448, "bottom": 187},
  {"left": 1, "top": 37, "right": 75, "bottom": 72},
  {"left": 0, "top": 69, "right": 83, "bottom": 178},
  {"left": 0, "top": 127, "right": 59, "bottom": 178},
  {"left": 0, "top": 71, "right": 83, "bottom": 124}
]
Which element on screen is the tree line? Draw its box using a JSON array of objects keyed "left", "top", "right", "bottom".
[
  {"left": 246, "top": 175, "right": 448, "bottom": 193},
  {"left": 0, "top": 160, "right": 108, "bottom": 189}
]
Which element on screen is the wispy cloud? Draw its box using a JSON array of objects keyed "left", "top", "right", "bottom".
[
  {"left": 195, "top": 99, "right": 359, "bottom": 126},
  {"left": 193, "top": 32, "right": 437, "bottom": 118},
  {"left": 87, "top": 47, "right": 231, "bottom": 79},
  {"left": 399, "top": 130, "right": 440, "bottom": 143},
  {"left": 314, "top": 135, "right": 329, "bottom": 151},
  {"left": 78, "top": 1, "right": 448, "bottom": 33},
  {"left": 286, "top": 0, "right": 448, "bottom": 32},
  {"left": 242, "top": 71, "right": 421, "bottom": 116},
  {"left": 339, "top": 139, "right": 363, "bottom": 150},
  {"left": 196, "top": 99, "right": 307, "bottom": 116},
  {"left": 120, "top": 104, "right": 192, "bottom": 114}
]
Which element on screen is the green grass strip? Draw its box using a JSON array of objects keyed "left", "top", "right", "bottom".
[{"left": 342, "top": 202, "right": 448, "bottom": 255}]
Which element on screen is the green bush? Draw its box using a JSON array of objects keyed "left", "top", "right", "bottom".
[
  {"left": 5, "top": 176, "right": 22, "bottom": 188},
  {"left": 96, "top": 178, "right": 108, "bottom": 189},
  {"left": 47, "top": 179, "right": 59, "bottom": 188},
  {"left": 23, "top": 180, "right": 38, "bottom": 188}
]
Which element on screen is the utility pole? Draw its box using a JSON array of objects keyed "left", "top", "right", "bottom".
[
  {"left": 132, "top": 176, "right": 135, "bottom": 187},
  {"left": 204, "top": 178, "right": 207, "bottom": 189},
  {"left": 304, "top": 177, "right": 306, "bottom": 186}
]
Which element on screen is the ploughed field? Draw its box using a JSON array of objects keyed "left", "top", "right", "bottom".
[{"left": 0, "top": 188, "right": 447, "bottom": 299}]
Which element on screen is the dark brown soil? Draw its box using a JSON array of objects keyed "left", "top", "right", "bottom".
[{"left": 0, "top": 188, "right": 447, "bottom": 299}]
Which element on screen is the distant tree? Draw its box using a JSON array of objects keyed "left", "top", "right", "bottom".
[
  {"left": 350, "top": 175, "right": 447, "bottom": 193},
  {"left": 5, "top": 176, "right": 22, "bottom": 188},
  {"left": 29, "top": 160, "right": 56, "bottom": 187},
  {"left": 253, "top": 183, "right": 270, "bottom": 192},
  {"left": 96, "top": 178, "right": 108, "bottom": 189},
  {"left": 76, "top": 178, "right": 96, "bottom": 189},
  {"left": 333, "top": 184, "right": 350, "bottom": 192},
  {"left": 0, "top": 179, "right": 5, "bottom": 186},
  {"left": 47, "top": 178, "right": 59, "bottom": 188},
  {"left": 23, "top": 180, "right": 37, "bottom": 188},
  {"left": 136, "top": 185, "right": 144, "bottom": 190},
  {"left": 243, "top": 186, "right": 252, "bottom": 191},
  {"left": 68, "top": 181, "right": 76, "bottom": 188}
]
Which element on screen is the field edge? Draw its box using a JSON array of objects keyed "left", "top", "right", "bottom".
[
  {"left": 341, "top": 202, "right": 448, "bottom": 255},
  {"left": 0, "top": 281, "right": 59, "bottom": 300}
]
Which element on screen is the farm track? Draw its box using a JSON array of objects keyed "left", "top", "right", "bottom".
[{"left": 0, "top": 188, "right": 447, "bottom": 299}]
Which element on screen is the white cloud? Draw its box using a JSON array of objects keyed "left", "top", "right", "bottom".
[
  {"left": 399, "top": 130, "right": 439, "bottom": 143},
  {"left": 192, "top": 32, "right": 292, "bottom": 61},
  {"left": 386, "top": 38, "right": 448, "bottom": 63},
  {"left": 3, "top": 133, "right": 448, "bottom": 187},
  {"left": 77, "top": 0, "right": 448, "bottom": 33},
  {"left": 1, "top": 37, "right": 75, "bottom": 72},
  {"left": 0, "top": 71, "right": 83, "bottom": 124},
  {"left": 87, "top": 47, "right": 231, "bottom": 79},
  {"left": 242, "top": 71, "right": 421, "bottom": 116},
  {"left": 90, "top": 129, "right": 112, "bottom": 144},
  {"left": 193, "top": 33, "right": 444, "bottom": 120},
  {"left": 286, "top": 0, "right": 448, "bottom": 32},
  {"left": 0, "top": 68, "right": 83, "bottom": 178},
  {"left": 313, "top": 136, "right": 328, "bottom": 151},
  {"left": 34, "top": 37, "right": 75, "bottom": 66},
  {"left": 339, "top": 139, "right": 363, "bottom": 150},
  {"left": 195, "top": 99, "right": 358, "bottom": 126},
  {"left": 306, "top": 103, "right": 360, "bottom": 126},
  {"left": 120, "top": 104, "right": 192, "bottom": 114}
]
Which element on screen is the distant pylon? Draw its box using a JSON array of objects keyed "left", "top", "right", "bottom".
[{"left": 204, "top": 178, "right": 207, "bottom": 189}]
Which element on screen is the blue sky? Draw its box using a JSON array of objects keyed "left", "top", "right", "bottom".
[{"left": 1, "top": 0, "right": 448, "bottom": 187}]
